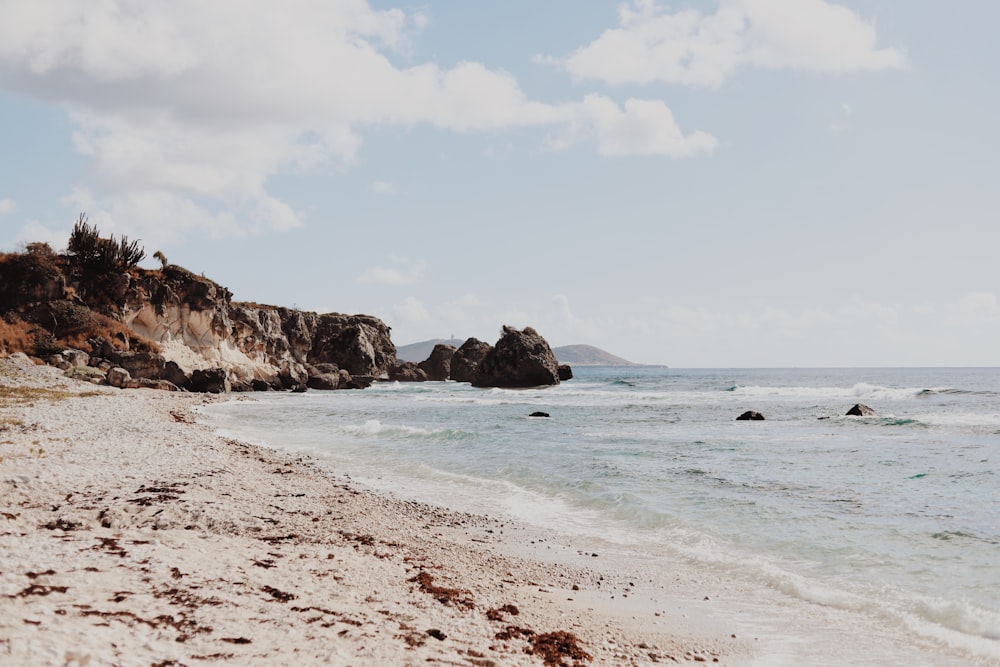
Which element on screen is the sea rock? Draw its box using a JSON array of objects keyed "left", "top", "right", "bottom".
[
  {"left": 307, "top": 373, "right": 343, "bottom": 390},
  {"left": 558, "top": 364, "right": 573, "bottom": 381},
  {"left": 736, "top": 410, "right": 765, "bottom": 421},
  {"left": 346, "top": 375, "right": 375, "bottom": 389},
  {"left": 529, "top": 411, "right": 550, "bottom": 418},
  {"left": 307, "top": 314, "right": 396, "bottom": 377},
  {"left": 418, "top": 344, "right": 456, "bottom": 381},
  {"left": 450, "top": 338, "right": 492, "bottom": 383},
  {"left": 389, "top": 362, "right": 427, "bottom": 382},
  {"left": 472, "top": 326, "right": 561, "bottom": 388},
  {"left": 846, "top": 403, "right": 876, "bottom": 416}
]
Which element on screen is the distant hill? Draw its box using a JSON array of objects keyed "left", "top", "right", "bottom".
[
  {"left": 551, "top": 344, "right": 640, "bottom": 367},
  {"left": 396, "top": 338, "right": 640, "bottom": 367}
]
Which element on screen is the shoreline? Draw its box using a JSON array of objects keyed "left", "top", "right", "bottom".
[{"left": 0, "top": 355, "right": 746, "bottom": 666}]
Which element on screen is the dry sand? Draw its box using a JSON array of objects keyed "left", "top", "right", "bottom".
[{"left": 0, "top": 354, "right": 749, "bottom": 666}]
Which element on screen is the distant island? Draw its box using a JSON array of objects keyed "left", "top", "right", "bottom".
[{"left": 396, "top": 339, "right": 642, "bottom": 367}]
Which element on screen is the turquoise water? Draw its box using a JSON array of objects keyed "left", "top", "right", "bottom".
[{"left": 199, "top": 367, "right": 1000, "bottom": 662}]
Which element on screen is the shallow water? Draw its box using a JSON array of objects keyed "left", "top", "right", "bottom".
[{"left": 199, "top": 366, "right": 1000, "bottom": 663}]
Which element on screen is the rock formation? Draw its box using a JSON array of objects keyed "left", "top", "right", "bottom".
[
  {"left": 389, "top": 362, "right": 427, "bottom": 382},
  {"left": 736, "top": 410, "right": 765, "bottom": 421},
  {"left": 449, "top": 338, "right": 492, "bottom": 383},
  {"left": 471, "top": 326, "right": 561, "bottom": 388},
  {"left": 846, "top": 403, "right": 876, "bottom": 416},
  {"left": 0, "top": 232, "right": 397, "bottom": 393},
  {"left": 418, "top": 344, "right": 456, "bottom": 381}
]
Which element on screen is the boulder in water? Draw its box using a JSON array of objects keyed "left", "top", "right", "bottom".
[
  {"left": 471, "top": 326, "right": 560, "bottom": 388},
  {"left": 846, "top": 403, "right": 876, "bottom": 416},
  {"left": 736, "top": 410, "right": 765, "bottom": 421}
]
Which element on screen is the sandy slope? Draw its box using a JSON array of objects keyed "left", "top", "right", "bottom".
[{"left": 0, "top": 355, "right": 745, "bottom": 666}]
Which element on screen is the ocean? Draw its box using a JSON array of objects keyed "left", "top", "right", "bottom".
[{"left": 197, "top": 366, "right": 999, "bottom": 665}]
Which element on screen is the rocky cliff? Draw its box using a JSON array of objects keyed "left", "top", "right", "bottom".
[{"left": 0, "top": 238, "right": 396, "bottom": 392}]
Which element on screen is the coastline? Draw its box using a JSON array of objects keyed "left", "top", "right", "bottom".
[{"left": 0, "top": 355, "right": 746, "bottom": 666}]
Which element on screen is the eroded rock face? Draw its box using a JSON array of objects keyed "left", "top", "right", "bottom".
[
  {"left": 472, "top": 326, "right": 560, "bottom": 388},
  {"left": 418, "top": 344, "right": 456, "bottom": 382},
  {"left": 308, "top": 314, "right": 396, "bottom": 377},
  {"left": 122, "top": 268, "right": 396, "bottom": 392},
  {"left": 450, "top": 338, "right": 492, "bottom": 383},
  {"left": 2, "top": 246, "right": 395, "bottom": 393}
]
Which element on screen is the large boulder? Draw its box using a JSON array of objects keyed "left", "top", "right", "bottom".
[
  {"left": 308, "top": 314, "right": 396, "bottom": 377},
  {"left": 450, "top": 338, "right": 492, "bottom": 383},
  {"left": 389, "top": 362, "right": 427, "bottom": 382},
  {"left": 307, "top": 373, "right": 343, "bottom": 390},
  {"left": 736, "top": 410, "right": 765, "bottom": 421},
  {"left": 418, "top": 344, "right": 456, "bottom": 381},
  {"left": 472, "top": 326, "right": 560, "bottom": 388},
  {"left": 188, "top": 368, "right": 230, "bottom": 393},
  {"left": 558, "top": 364, "right": 573, "bottom": 381}
]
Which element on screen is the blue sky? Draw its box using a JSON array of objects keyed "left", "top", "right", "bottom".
[{"left": 1, "top": 0, "right": 997, "bottom": 367}]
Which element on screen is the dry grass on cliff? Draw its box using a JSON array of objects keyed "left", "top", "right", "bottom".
[{"left": 0, "top": 320, "right": 33, "bottom": 356}]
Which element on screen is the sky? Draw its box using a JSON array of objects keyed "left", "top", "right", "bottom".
[{"left": 0, "top": 0, "right": 998, "bottom": 367}]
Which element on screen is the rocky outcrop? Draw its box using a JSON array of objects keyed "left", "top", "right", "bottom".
[
  {"left": 389, "top": 362, "right": 427, "bottom": 382},
  {"left": 736, "top": 411, "right": 765, "bottom": 421},
  {"left": 846, "top": 403, "right": 876, "bottom": 416},
  {"left": 558, "top": 364, "right": 573, "bottom": 381},
  {"left": 418, "top": 344, "right": 456, "bottom": 381},
  {"left": 471, "top": 326, "right": 561, "bottom": 388},
  {"left": 449, "top": 338, "right": 492, "bottom": 383},
  {"left": 121, "top": 267, "right": 396, "bottom": 391},
  {"left": 0, "top": 236, "right": 397, "bottom": 393}
]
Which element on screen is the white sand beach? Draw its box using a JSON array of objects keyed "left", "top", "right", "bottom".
[{"left": 0, "top": 355, "right": 747, "bottom": 666}]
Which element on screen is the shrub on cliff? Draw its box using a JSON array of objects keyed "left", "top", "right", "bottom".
[{"left": 66, "top": 214, "right": 145, "bottom": 309}]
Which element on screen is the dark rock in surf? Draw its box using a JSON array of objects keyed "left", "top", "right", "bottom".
[
  {"left": 736, "top": 410, "right": 765, "bottom": 421},
  {"left": 846, "top": 403, "right": 876, "bottom": 416},
  {"left": 418, "top": 343, "right": 456, "bottom": 381},
  {"left": 307, "top": 373, "right": 343, "bottom": 390},
  {"left": 389, "top": 361, "right": 427, "bottom": 382},
  {"left": 472, "top": 326, "right": 560, "bottom": 388},
  {"left": 558, "top": 364, "right": 573, "bottom": 381},
  {"left": 529, "top": 411, "right": 550, "bottom": 418},
  {"left": 450, "top": 338, "right": 492, "bottom": 383}
]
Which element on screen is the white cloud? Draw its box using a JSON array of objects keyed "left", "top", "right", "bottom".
[
  {"left": 0, "top": 0, "right": 719, "bottom": 244},
  {"left": 0, "top": 197, "right": 14, "bottom": 215},
  {"left": 370, "top": 180, "right": 396, "bottom": 195},
  {"left": 839, "top": 295, "right": 898, "bottom": 327},
  {"left": 12, "top": 220, "right": 71, "bottom": 250},
  {"left": 392, "top": 296, "right": 431, "bottom": 324},
  {"left": 551, "top": 0, "right": 906, "bottom": 88},
  {"left": 357, "top": 256, "right": 427, "bottom": 286},
  {"left": 551, "top": 95, "right": 716, "bottom": 157},
  {"left": 951, "top": 292, "right": 1000, "bottom": 322}
]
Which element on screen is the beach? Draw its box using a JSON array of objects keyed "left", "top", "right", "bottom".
[{"left": 0, "top": 355, "right": 746, "bottom": 666}]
